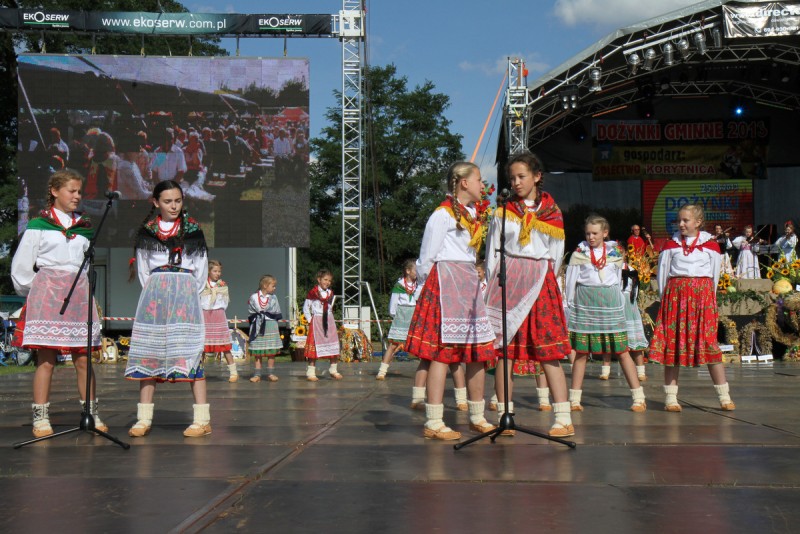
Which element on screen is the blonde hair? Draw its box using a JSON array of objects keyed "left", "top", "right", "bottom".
[
  {"left": 47, "top": 169, "right": 83, "bottom": 209},
  {"left": 584, "top": 214, "right": 610, "bottom": 233},
  {"left": 446, "top": 161, "right": 479, "bottom": 195},
  {"left": 208, "top": 259, "right": 222, "bottom": 270},
  {"left": 679, "top": 203, "right": 705, "bottom": 224},
  {"left": 259, "top": 274, "right": 276, "bottom": 290}
]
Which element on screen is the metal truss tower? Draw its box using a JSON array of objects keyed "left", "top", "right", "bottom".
[
  {"left": 336, "top": 1, "right": 366, "bottom": 324},
  {"left": 505, "top": 58, "right": 531, "bottom": 156}
]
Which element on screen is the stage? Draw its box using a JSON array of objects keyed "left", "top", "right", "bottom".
[{"left": 1, "top": 360, "right": 799, "bottom": 533}]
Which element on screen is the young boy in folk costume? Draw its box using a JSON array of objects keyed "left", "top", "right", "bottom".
[
  {"left": 201, "top": 260, "right": 238, "bottom": 382},
  {"left": 303, "top": 269, "right": 343, "bottom": 381},
  {"left": 124, "top": 180, "right": 212, "bottom": 438},
  {"left": 376, "top": 259, "right": 418, "bottom": 380},
  {"left": 11, "top": 169, "right": 107, "bottom": 437},
  {"left": 484, "top": 152, "right": 573, "bottom": 437},
  {"left": 248, "top": 274, "right": 283, "bottom": 382},
  {"left": 406, "top": 161, "right": 496, "bottom": 441},
  {"left": 565, "top": 216, "right": 646, "bottom": 413},
  {"left": 649, "top": 203, "right": 736, "bottom": 412}
]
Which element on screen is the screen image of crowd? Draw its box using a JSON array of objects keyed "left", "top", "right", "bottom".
[{"left": 16, "top": 55, "right": 311, "bottom": 248}]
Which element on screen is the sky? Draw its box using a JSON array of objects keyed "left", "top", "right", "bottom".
[{"left": 190, "top": 0, "right": 705, "bottom": 181}]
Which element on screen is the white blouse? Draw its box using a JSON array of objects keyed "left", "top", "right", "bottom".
[
  {"left": 484, "top": 200, "right": 565, "bottom": 280},
  {"left": 303, "top": 286, "right": 334, "bottom": 322},
  {"left": 248, "top": 292, "right": 281, "bottom": 315},
  {"left": 199, "top": 279, "right": 229, "bottom": 310},
  {"left": 11, "top": 209, "right": 89, "bottom": 296},
  {"left": 388, "top": 277, "right": 416, "bottom": 317},
  {"left": 135, "top": 220, "right": 208, "bottom": 292},
  {"left": 416, "top": 206, "right": 479, "bottom": 289},
  {"left": 657, "top": 231, "right": 721, "bottom": 296},
  {"left": 564, "top": 241, "right": 623, "bottom": 308}
]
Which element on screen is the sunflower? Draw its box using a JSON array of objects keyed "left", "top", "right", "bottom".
[
  {"left": 792, "top": 261, "right": 800, "bottom": 270},
  {"left": 627, "top": 244, "right": 635, "bottom": 253},
  {"left": 294, "top": 325, "right": 307, "bottom": 336},
  {"left": 300, "top": 314, "right": 309, "bottom": 325},
  {"left": 772, "top": 263, "right": 782, "bottom": 270},
  {"left": 781, "top": 268, "right": 791, "bottom": 276},
  {"left": 767, "top": 270, "right": 774, "bottom": 279}
]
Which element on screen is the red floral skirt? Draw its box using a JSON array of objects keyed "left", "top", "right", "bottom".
[
  {"left": 649, "top": 277, "right": 722, "bottom": 367},
  {"left": 405, "top": 266, "right": 495, "bottom": 364}
]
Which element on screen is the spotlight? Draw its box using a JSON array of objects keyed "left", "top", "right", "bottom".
[
  {"left": 561, "top": 94, "right": 570, "bottom": 110},
  {"left": 559, "top": 86, "right": 580, "bottom": 112},
  {"left": 570, "top": 94, "right": 578, "bottom": 110},
  {"left": 676, "top": 38, "right": 690, "bottom": 59},
  {"left": 711, "top": 27, "right": 722, "bottom": 48},
  {"left": 694, "top": 32, "right": 707, "bottom": 56},
  {"left": 589, "top": 68, "right": 602, "bottom": 92},
  {"left": 662, "top": 43, "right": 675, "bottom": 66},
  {"left": 628, "top": 53, "right": 641, "bottom": 75},
  {"left": 731, "top": 99, "right": 746, "bottom": 117},
  {"left": 643, "top": 48, "right": 657, "bottom": 70}
]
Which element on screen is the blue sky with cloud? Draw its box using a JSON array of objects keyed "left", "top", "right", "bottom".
[{"left": 190, "top": 0, "right": 701, "bottom": 180}]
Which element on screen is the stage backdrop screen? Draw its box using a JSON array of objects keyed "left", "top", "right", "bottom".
[{"left": 17, "top": 54, "right": 310, "bottom": 248}]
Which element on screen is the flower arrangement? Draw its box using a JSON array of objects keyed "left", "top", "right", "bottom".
[
  {"left": 626, "top": 243, "right": 658, "bottom": 291},
  {"left": 475, "top": 182, "right": 496, "bottom": 246},
  {"left": 765, "top": 257, "right": 800, "bottom": 287},
  {"left": 717, "top": 273, "right": 734, "bottom": 292}
]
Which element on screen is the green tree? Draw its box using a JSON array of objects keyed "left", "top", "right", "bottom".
[
  {"left": 0, "top": 0, "right": 227, "bottom": 293},
  {"left": 300, "top": 64, "right": 463, "bottom": 317}
]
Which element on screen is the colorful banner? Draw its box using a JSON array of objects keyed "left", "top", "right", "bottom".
[
  {"left": 1, "top": 9, "right": 332, "bottom": 35},
  {"left": 592, "top": 119, "right": 769, "bottom": 180},
  {"left": 643, "top": 180, "right": 754, "bottom": 247},
  {"left": 723, "top": 2, "right": 800, "bottom": 38}
]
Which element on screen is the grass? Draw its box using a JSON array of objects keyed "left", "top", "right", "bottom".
[{"left": 0, "top": 364, "right": 35, "bottom": 376}]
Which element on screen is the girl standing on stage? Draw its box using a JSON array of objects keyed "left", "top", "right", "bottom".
[
  {"left": 124, "top": 180, "right": 211, "bottom": 438},
  {"left": 303, "top": 269, "right": 342, "bottom": 381},
  {"left": 376, "top": 259, "right": 418, "bottom": 380},
  {"left": 775, "top": 220, "right": 797, "bottom": 263},
  {"left": 565, "top": 216, "right": 646, "bottom": 413},
  {"left": 248, "top": 274, "right": 283, "bottom": 382},
  {"left": 732, "top": 225, "right": 762, "bottom": 279},
  {"left": 200, "top": 259, "right": 238, "bottom": 382},
  {"left": 12, "top": 169, "right": 106, "bottom": 437},
  {"left": 484, "top": 152, "right": 574, "bottom": 437},
  {"left": 649, "top": 203, "right": 735, "bottom": 412},
  {"left": 406, "top": 161, "right": 496, "bottom": 441}
]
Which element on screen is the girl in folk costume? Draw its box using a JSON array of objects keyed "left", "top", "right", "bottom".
[
  {"left": 248, "top": 274, "right": 283, "bottom": 382},
  {"left": 713, "top": 224, "right": 735, "bottom": 277},
  {"left": 406, "top": 161, "right": 496, "bottom": 441},
  {"left": 376, "top": 259, "right": 418, "bottom": 380},
  {"left": 124, "top": 180, "right": 212, "bottom": 438},
  {"left": 303, "top": 269, "right": 342, "bottom": 381},
  {"left": 599, "top": 257, "right": 649, "bottom": 382},
  {"left": 484, "top": 152, "right": 574, "bottom": 437},
  {"left": 775, "top": 220, "right": 797, "bottom": 263},
  {"left": 650, "top": 204, "right": 736, "bottom": 412},
  {"left": 11, "top": 170, "right": 106, "bottom": 437},
  {"left": 201, "top": 260, "right": 238, "bottom": 382},
  {"left": 565, "top": 215, "right": 646, "bottom": 413},
  {"left": 732, "top": 225, "right": 762, "bottom": 279}
]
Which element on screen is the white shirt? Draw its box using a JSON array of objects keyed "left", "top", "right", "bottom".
[
  {"left": 416, "top": 205, "right": 478, "bottom": 291},
  {"left": 776, "top": 234, "right": 797, "bottom": 262},
  {"left": 135, "top": 220, "right": 207, "bottom": 292},
  {"left": 657, "top": 231, "right": 721, "bottom": 296},
  {"left": 248, "top": 291, "right": 281, "bottom": 316},
  {"left": 388, "top": 277, "right": 416, "bottom": 317},
  {"left": 199, "top": 279, "right": 229, "bottom": 310},
  {"left": 273, "top": 136, "right": 293, "bottom": 156},
  {"left": 484, "top": 199, "right": 564, "bottom": 280},
  {"left": 118, "top": 159, "right": 151, "bottom": 200},
  {"left": 303, "top": 286, "right": 334, "bottom": 322},
  {"left": 564, "top": 241, "right": 623, "bottom": 307},
  {"left": 151, "top": 144, "right": 187, "bottom": 182},
  {"left": 11, "top": 209, "right": 89, "bottom": 296}
]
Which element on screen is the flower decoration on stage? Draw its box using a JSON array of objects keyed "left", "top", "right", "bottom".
[
  {"left": 626, "top": 246, "right": 657, "bottom": 292},
  {"left": 294, "top": 324, "right": 307, "bottom": 337},
  {"left": 474, "top": 182, "right": 496, "bottom": 247},
  {"left": 765, "top": 257, "right": 800, "bottom": 288},
  {"left": 717, "top": 273, "right": 733, "bottom": 292}
]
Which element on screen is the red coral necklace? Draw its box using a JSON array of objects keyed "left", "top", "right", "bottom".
[
  {"left": 590, "top": 244, "right": 607, "bottom": 270},
  {"left": 157, "top": 217, "right": 179, "bottom": 239}
]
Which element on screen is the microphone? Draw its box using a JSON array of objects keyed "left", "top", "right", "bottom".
[
  {"left": 497, "top": 188, "right": 512, "bottom": 203},
  {"left": 105, "top": 190, "right": 121, "bottom": 200}
]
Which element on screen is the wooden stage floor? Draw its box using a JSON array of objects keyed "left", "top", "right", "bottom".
[{"left": 1, "top": 359, "right": 799, "bottom": 533}]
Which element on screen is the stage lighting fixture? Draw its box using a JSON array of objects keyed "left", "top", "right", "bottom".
[
  {"left": 643, "top": 48, "right": 657, "bottom": 70},
  {"left": 628, "top": 53, "right": 641, "bottom": 75},
  {"left": 731, "top": 99, "right": 746, "bottom": 116},
  {"left": 559, "top": 86, "right": 580, "bottom": 112},
  {"left": 561, "top": 94, "right": 570, "bottom": 110},
  {"left": 694, "top": 32, "right": 707, "bottom": 56},
  {"left": 570, "top": 94, "right": 578, "bottom": 110},
  {"left": 589, "top": 68, "right": 602, "bottom": 92},
  {"left": 662, "top": 43, "right": 675, "bottom": 66},
  {"left": 711, "top": 27, "right": 722, "bottom": 48},
  {"left": 677, "top": 38, "right": 690, "bottom": 59}
]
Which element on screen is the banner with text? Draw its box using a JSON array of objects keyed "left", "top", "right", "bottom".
[
  {"left": 1, "top": 9, "right": 332, "bottom": 35},
  {"left": 592, "top": 119, "right": 769, "bottom": 181},
  {"left": 723, "top": 2, "right": 800, "bottom": 38},
  {"left": 643, "top": 180, "right": 754, "bottom": 247}
]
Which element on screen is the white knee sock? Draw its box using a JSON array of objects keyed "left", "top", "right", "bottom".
[
  {"left": 636, "top": 365, "right": 646, "bottom": 377},
  {"left": 454, "top": 387, "right": 467, "bottom": 405},
  {"left": 714, "top": 383, "right": 732, "bottom": 404},
  {"left": 412, "top": 386, "right": 426, "bottom": 404},
  {"left": 467, "top": 399, "right": 487, "bottom": 425},
  {"left": 306, "top": 365, "right": 316, "bottom": 378},
  {"left": 329, "top": 363, "right": 339, "bottom": 375},
  {"left": 228, "top": 363, "right": 238, "bottom": 377},
  {"left": 600, "top": 365, "right": 611, "bottom": 377},
  {"left": 569, "top": 389, "right": 583, "bottom": 406},
  {"left": 32, "top": 402, "right": 51, "bottom": 430},
  {"left": 631, "top": 387, "right": 646, "bottom": 404},
  {"left": 497, "top": 401, "right": 514, "bottom": 424},
  {"left": 378, "top": 362, "right": 389, "bottom": 375},
  {"left": 136, "top": 403, "right": 154, "bottom": 426},
  {"left": 664, "top": 385, "right": 679, "bottom": 406},
  {"left": 537, "top": 387, "right": 551, "bottom": 407},
  {"left": 553, "top": 402, "right": 573, "bottom": 427},
  {"left": 192, "top": 403, "right": 210, "bottom": 425},
  {"left": 425, "top": 403, "right": 445, "bottom": 430}
]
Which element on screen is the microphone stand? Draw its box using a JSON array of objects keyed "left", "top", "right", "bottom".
[
  {"left": 456, "top": 194, "right": 576, "bottom": 450},
  {"left": 14, "top": 194, "right": 130, "bottom": 449}
]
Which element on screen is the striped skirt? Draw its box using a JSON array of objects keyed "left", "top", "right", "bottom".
[
  {"left": 305, "top": 314, "right": 340, "bottom": 359},
  {"left": 568, "top": 285, "right": 628, "bottom": 355},
  {"left": 250, "top": 320, "right": 282, "bottom": 356},
  {"left": 125, "top": 271, "right": 205, "bottom": 382},
  {"left": 387, "top": 304, "right": 415, "bottom": 344},
  {"left": 202, "top": 308, "right": 232, "bottom": 352},
  {"left": 649, "top": 277, "right": 722, "bottom": 367}
]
